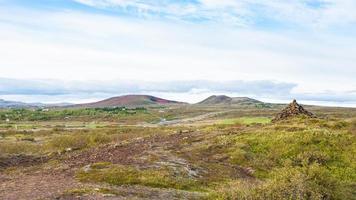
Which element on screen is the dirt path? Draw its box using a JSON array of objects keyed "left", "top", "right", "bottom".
[{"left": 158, "top": 111, "right": 230, "bottom": 126}]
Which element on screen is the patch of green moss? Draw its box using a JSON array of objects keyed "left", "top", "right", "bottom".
[{"left": 76, "top": 164, "right": 202, "bottom": 191}]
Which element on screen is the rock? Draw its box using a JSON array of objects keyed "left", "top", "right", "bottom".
[
  {"left": 180, "top": 130, "right": 190, "bottom": 133},
  {"left": 65, "top": 148, "right": 73, "bottom": 152},
  {"left": 244, "top": 167, "right": 255, "bottom": 175},
  {"left": 114, "top": 143, "right": 123, "bottom": 148},
  {"left": 273, "top": 99, "right": 315, "bottom": 122},
  {"left": 102, "top": 193, "right": 116, "bottom": 197},
  {"left": 186, "top": 167, "right": 199, "bottom": 178},
  {"left": 83, "top": 164, "right": 91, "bottom": 172}
]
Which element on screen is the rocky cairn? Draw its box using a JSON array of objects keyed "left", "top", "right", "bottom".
[{"left": 273, "top": 99, "right": 315, "bottom": 122}]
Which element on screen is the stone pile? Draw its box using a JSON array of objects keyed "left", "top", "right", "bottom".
[{"left": 273, "top": 99, "right": 315, "bottom": 122}]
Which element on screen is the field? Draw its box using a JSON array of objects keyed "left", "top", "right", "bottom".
[{"left": 0, "top": 105, "right": 356, "bottom": 200}]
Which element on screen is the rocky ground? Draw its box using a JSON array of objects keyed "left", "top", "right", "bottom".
[
  {"left": 1, "top": 105, "right": 355, "bottom": 200},
  {"left": 0, "top": 127, "right": 246, "bottom": 200}
]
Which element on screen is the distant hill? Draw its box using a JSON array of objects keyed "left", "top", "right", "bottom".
[
  {"left": 197, "top": 95, "right": 269, "bottom": 107},
  {"left": 0, "top": 99, "right": 73, "bottom": 108},
  {"left": 74, "top": 95, "right": 184, "bottom": 108},
  {"left": 198, "top": 95, "right": 232, "bottom": 104},
  {"left": 0, "top": 99, "right": 31, "bottom": 108}
]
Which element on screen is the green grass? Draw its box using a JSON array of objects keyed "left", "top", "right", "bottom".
[
  {"left": 0, "top": 126, "right": 171, "bottom": 157},
  {"left": 0, "top": 107, "right": 159, "bottom": 123},
  {"left": 85, "top": 122, "right": 108, "bottom": 129},
  {"left": 209, "top": 164, "right": 351, "bottom": 200},
  {"left": 210, "top": 118, "right": 356, "bottom": 199},
  {"left": 64, "top": 187, "right": 119, "bottom": 197},
  {"left": 0, "top": 132, "right": 113, "bottom": 155},
  {"left": 46, "top": 132, "right": 112, "bottom": 151},
  {"left": 76, "top": 164, "right": 201, "bottom": 191},
  {"left": 217, "top": 117, "right": 271, "bottom": 125}
]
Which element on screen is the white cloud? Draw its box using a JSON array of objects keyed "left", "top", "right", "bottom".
[
  {"left": 1, "top": 78, "right": 356, "bottom": 107},
  {"left": 71, "top": 0, "right": 356, "bottom": 28},
  {"left": 0, "top": 78, "right": 295, "bottom": 95},
  {"left": 0, "top": 7, "right": 355, "bottom": 87},
  {"left": 0, "top": 3, "right": 355, "bottom": 105}
]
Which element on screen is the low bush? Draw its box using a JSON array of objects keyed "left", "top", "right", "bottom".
[
  {"left": 0, "top": 141, "right": 40, "bottom": 154},
  {"left": 210, "top": 164, "right": 349, "bottom": 200},
  {"left": 213, "top": 118, "right": 356, "bottom": 199},
  {"left": 350, "top": 119, "right": 356, "bottom": 134},
  {"left": 47, "top": 132, "right": 111, "bottom": 151}
]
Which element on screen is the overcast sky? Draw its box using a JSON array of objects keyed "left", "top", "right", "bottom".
[{"left": 0, "top": 0, "right": 356, "bottom": 106}]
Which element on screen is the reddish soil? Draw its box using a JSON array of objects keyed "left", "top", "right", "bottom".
[
  {"left": 63, "top": 140, "right": 148, "bottom": 168},
  {"left": 0, "top": 131, "right": 245, "bottom": 199},
  {"left": 62, "top": 132, "right": 189, "bottom": 168},
  {"left": 0, "top": 170, "right": 83, "bottom": 200}
]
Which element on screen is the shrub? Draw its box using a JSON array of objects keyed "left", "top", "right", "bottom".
[
  {"left": 350, "top": 119, "right": 356, "bottom": 134},
  {"left": 255, "top": 165, "right": 337, "bottom": 200},
  {"left": 47, "top": 132, "right": 111, "bottom": 151},
  {"left": 0, "top": 141, "right": 40, "bottom": 154},
  {"left": 210, "top": 164, "right": 348, "bottom": 200},
  {"left": 229, "top": 143, "right": 250, "bottom": 165},
  {"left": 332, "top": 121, "right": 349, "bottom": 129},
  {"left": 229, "top": 149, "right": 248, "bottom": 164},
  {"left": 294, "top": 151, "right": 330, "bottom": 166},
  {"left": 212, "top": 118, "right": 356, "bottom": 199},
  {"left": 15, "top": 134, "right": 36, "bottom": 142}
]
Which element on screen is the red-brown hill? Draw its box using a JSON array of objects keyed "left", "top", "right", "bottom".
[{"left": 75, "top": 95, "right": 184, "bottom": 108}]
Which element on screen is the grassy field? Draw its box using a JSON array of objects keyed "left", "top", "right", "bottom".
[
  {"left": 0, "top": 106, "right": 355, "bottom": 199},
  {"left": 217, "top": 117, "right": 272, "bottom": 125}
]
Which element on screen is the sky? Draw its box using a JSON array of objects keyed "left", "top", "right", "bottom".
[{"left": 0, "top": 0, "right": 356, "bottom": 106}]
